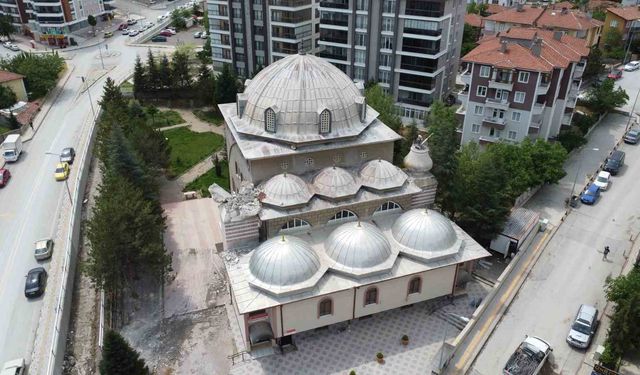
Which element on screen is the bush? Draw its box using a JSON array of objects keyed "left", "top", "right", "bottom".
[
  {"left": 558, "top": 126, "right": 587, "bottom": 152},
  {"left": 600, "top": 340, "right": 621, "bottom": 369},
  {"left": 0, "top": 52, "right": 65, "bottom": 99},
  {"left": 572, "top": 113, "right": 597, "bottom": 135},
  {"left": 376, "top": 352, "right": 384, "bottom": 359}
]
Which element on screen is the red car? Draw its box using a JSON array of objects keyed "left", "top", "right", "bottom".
[
  {"left": 0, "top": 168, "right": 10, "bottom": 187},
  {"left": 607, "top": 69, "right": 623, "bottom": 80},
  {"left": 159, "top": 30, "right": 173, "bottom": 37},
  {"left": 117, "top": 23, "right": 128, "bottom": 30}
]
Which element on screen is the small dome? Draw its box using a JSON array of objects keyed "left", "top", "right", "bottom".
[
  {"left": 359, "top": 159, "right": 408, "bottom": 191},
  {"left": 259, "top": 173, "right": 313, "bottom": 207},
  {"left": 404, "top": 143, "right": 433, "bottom": 173},
  {"left": 248, "top": 235, "right": 323, "bottom": 295},
  {"left": 313, "top": 166, "right": 359, "bottom": 199},
  {"left": 325, "top": 221, "right": 393, "bottom": 271},
  {"left": 392, "top": 209, "right": 462, "bottom": 260}
]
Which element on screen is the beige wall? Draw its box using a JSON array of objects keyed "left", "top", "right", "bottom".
[
  {"left": 226, "top": 126, "right": 252, "bottom": 192},
  {"left": 2, "top": 79, "right": 27, "bottom": 102},
  {"left": 280, "top": 289, "right": 354, "bottom": 337}
]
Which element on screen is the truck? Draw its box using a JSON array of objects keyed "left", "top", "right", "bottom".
[
  {"left": 0, "top": 358, "right": 25, "bottom": 375},
  {"left": 2, "top": 134, "right": 22, "bottom": 162},
  {"left": 504, "top": 336, "right": 552, "bottom": 375}
]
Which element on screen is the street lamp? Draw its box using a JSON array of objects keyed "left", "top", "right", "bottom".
[
  {"left": 569, "top": 147, "right": 600, "bottom": 204},
  {"left": 80, "top": 76, "right": 97, "bottom": 121}
]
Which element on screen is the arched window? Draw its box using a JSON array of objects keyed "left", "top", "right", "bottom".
[
  {"left": 364, "top": 286, "right": 379, "bottom": 306},
  {"left": 328, "top": 210, "right": 357, "bottom": 225},
  {"left": 280, "top": 218, "right": 311, "bottom": 233},
  {"left": 265, "top": 108, "right": 276, "bottom": 133},
  {"left": 408, "top": 277, "right": 422, "bottom": 295},
  {"left": 373, "top": 201, "right": 402, "bottom": 216},
  {"left": 318, "top": 298, "right": 333, "bottom": 317},
  {"left": 319, "top": 109, "right": 331, "bottom": 134}
]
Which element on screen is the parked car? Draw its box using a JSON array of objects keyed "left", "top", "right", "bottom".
[
  {"left": 151, "top": 35, "right": 168, "bottom": 42},
  {"left": 607, "top": 69, "right": 623, "bottom": 80},
  {"left": 4, "top": 42, "right": 18, "bottom": 51},
  {"left": 128, "top": 29, "right": 140, "bottom": 37},
  {"left": 54, "top": 162, "right": 70, "bottom": 181},
  {"left": 1, "top": 358, "right": 25, "bottom": 375},
  {"left": 603, "top": 150, "right": 625, "bottom": 175},
  {"left": 117, "top": 23, "right": 128, "bottom": 30},
  {"left": 623, "top": 129, "right": 640, "bottom": 144},
  {"left": 193, "top": 31, "right": 202, "bottom": 38},
  {"left": 157, "top": 14, "right": 166, "bottom": 21},
  {"left": 566, "top": 304, "right": 598, "bottom": 349},
  {"left": 60, "top": 147, "right": 75, "bottom": 164},
  {"left": 121, "top": 28, "right": 130, "bottom": 35},
  {"left": 580, "top": 184, "right": 600, "bottom": 205},
  {"left": 24, "top": 267, "right": 47, "bottom": 298},
  {"left": 624, "top": 61, "right": 640, "bottom": 71},
  {"left": 34, "top": 239, "right": 54, "bottom": 261},
  {"left": 0, "top": 168, "right": 10, "bottom": 188},
  {"left": 593, "top": 171, "right": 611, "bottom": 191},
  {"left": 159, "top": 30, "right": 173, "bottom": 37},
  {"left": 103, "top": 31, "right": 113, "bottom": 38},
  {"left": 127, "top": 19, "right": 137, "bottom": 25}
]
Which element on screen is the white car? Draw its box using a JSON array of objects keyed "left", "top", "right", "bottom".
[
  {"left": 128, "top": 29, "right": 140, "bottom": 37},
  {"left": 193, "top": 31, "right": 202, "bottom": 38},
  {"left": 2, "top": 41, "right": 18, "bottom": 51},
  {"left": 157, "top": 14, "right": 166, "bottom": 21},
  {"left": 121, "top": 28, "right": 130, "bottom": 35},
  {"left": 624, "top": 61, "right": 640, "bottom": 71},
  {"left": 594, "top": 170, "right": 611, "bottom": 191},
  {"left": 34, "top": 239, "right": 54, "bottom": 261}
]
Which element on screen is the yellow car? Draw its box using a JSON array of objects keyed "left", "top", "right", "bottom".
[
  {"left": 104, "top": 31, "right": 113, "bottom": 38},
  {"left": 54, "top": 162, "right": 70, "bottom": 181}
]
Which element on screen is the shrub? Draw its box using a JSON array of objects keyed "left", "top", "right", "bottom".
[
  {"left": 558, "top": 126, "right": 587, "bottom": 152},
  {"left": 376, "top": 352, "right": 384, "bottom": 359}
]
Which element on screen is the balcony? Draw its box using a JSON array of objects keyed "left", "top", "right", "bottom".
[
  {"left": 319, "top": 0, "right": 349, "bottom": 9},
  {"left": 402, "top": 27, "right": 442, "bottom": 38},
  {"left": 535, "top": 81, "right": 550, "bottom": 95},
  {"left": 399, "top": 62, "right": 438, "bottom": 75},
  {"left": 270, "top": 0, "right": 312, "bottom": 6},
  {"left": 482, "top": 116, "right": 506, "bottom": 129},
  {"left": 401, "top": 45, "right": 440, "bottom": 56},
  {"left": 574, "top": 63, "right": 585, "bottom": 79},
  {"left": 562, "top": 112, "right": 572, "bottom": 125},
  {"left": 320, "top": 17, "right": 348, "bottom": 27},
  {"left": 485, "top": 97, "right": 510, "bottom": 110},
  {"left": 488, "top": 79, "right": 513, "bottom": 91},
  {"left": 532, "top": 102, "right": 545, "bottom": 115},
  {"left": 461, "top": 71, "right": 471, "bottom": 85},
  {"left": 317, "top": 51, "right": 348, "bottom": 61},
  {"left": 457, "top": 89, "right": 469, "bottom": 104},
  {"left": 405, "top": 8, "right": 443, "bottom": 18}
]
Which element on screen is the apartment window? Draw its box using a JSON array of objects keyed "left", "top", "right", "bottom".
[
  {"left": 508, "top": 131, "right": 517, "bottom": 140},
  {"left": 514, "top": 91, "right": 525, "bottom": 103},
  {"left": 265, "top": 108, "right": 276, "bottom": 132},
  {"left": 379, "top": 70, "right": 390, "bottom": 84},
  {"left": 408, "top": 277, "right": 422, "bottom": 295},
  {"left": 232, "top": 7, "right": 242, "bottom": 18},
  {"left": 471, "top": 123, "right": 480, "bottom": 133},
  {"left": 364, "top": 287, "right": 379, "bottom": 305},
  {"left": 354, "top": 66, "right": 366, "bottom": 81},
  {"left": 383, "top": 0, "right": 396, "bottom": 13},
  {"left": 495, "top": 89, "right": 507, "bottom": 101},
  {"left": 356, "top": 0, "right": 368, "bottom": 11},
  {"left": 235, "top": 53, "right": 245, "bottom": 61},
  {"left": 382, "top": 17, "right": 394, "bottom": 32},
  {"left": 518, "top": 71, "right": 529, "bottom": 83},
  {"left": 511, "top": 111, "right": 521, "bottom": 122},
  {"left": 356, "top": 15, "right": 368, "bottom": 29},
  {"left": 379, "top": 54, "right": 392, "bottom": 67},
  {"left": 235, "top": 37, "right": 244, "bottom": 47},
  {"left": 318, "top": 298, "right": 333, "bottom": 317},
  {"left": 319, "top": 109, "right": 331, "bottom": 134},
  {"left": 256, "top": 55, "right": 265, "bottom": 66},
  {"left": 234, "top": 23, "right": 243, "bottom": 32},
  {"left": 489, "top": 128, "right": 502, "bottom": 137},
  {"left": 476, "top": 85, "right": 487, "bottom": 97},
  {"left": 355, "top": 49, "right": 366, "bottom": 64},
  {"left": 255, "top": 25, "right": 264, "bottom": 34},
  {"left": 356, "top": 33, "right": 366, "bottom": 46},
  {"left": 492, "top": 108, "right": 505, "bottom": 119},
  {"left": 281, "top": 218, "right": 311, "bottom": 232},
  {"left": 380, "top": 35, "right": 393, "bottom": 50},
  {"left": 610, "top": 20, "right": 618, "bottom": 27},
  {"left": 479, "top": 65, "right": 490, "bottom": 78},
  {"left": 474, "top": 105, "right": 484, "bottom": 115},
  {"left": 328, "top": 210, "right": 357, "bottom": 224},
  {"left": 253, "top": 9, "right": 263, "bottom": 20}
]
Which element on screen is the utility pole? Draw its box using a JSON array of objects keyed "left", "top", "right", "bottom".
[
  {"left": 626, "top": 89, "right": 640, "bottom": 131},
  {"left": 81, "top": 76, "right": 97, "bottom": 120},
  {"left": 97, "top": 45, "right": 105, "bottom": 69}
]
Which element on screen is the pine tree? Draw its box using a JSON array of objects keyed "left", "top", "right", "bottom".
[
  {"left": 146, "top": 49, "right": 160, "bottom": 91},
  {"left": 196, "top": 61, "right": 215, "bottom": 105},
  {"left": 215, "top": 63, "right": 240, "bottom": 105},
  {"left": 171, "top": 50, "right": 192, "bottom": 90},
  {"left": 100, "top": 77, "right": 126, "bottom": 109},
  {"left": 132, "top": 56, "right": 147, "bottom": 97},
  {"left": 159, "top": 54, "right": 172, "bottom": 89},
  {"left": 99, "top": 330, "right": 150, "bottom": 375}
]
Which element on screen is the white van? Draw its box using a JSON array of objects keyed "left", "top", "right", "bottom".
[
  {"left": 0, "top": 358, "right": 25, "bottom": 375},
  {"left": 1, "top": 134, "right": 23, "bottom": 162}
]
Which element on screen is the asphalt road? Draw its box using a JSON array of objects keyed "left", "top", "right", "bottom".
[
  {"left": 0, "top": 0, "right": 182, "bottom": 363},
  {"left": 470, "top": 112, "right": 640, "bottom": 374}
]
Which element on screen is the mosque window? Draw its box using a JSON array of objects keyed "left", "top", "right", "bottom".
[
  {"left": 281, "top": 218, "right": 311, "bottom": 232},
  {"left": 265, "top": 108, "right": 276, "bottom": 133},
  {"left": 319, "top": 109, "right": 331, "bottom": 134},
  {"left": 373, "top": 201, "right": 402, "bottom": 216},
  {"left": 318, "top": 298, "right": 333, "bottom": 317},
  {"left": 364, "top": 287, "right": 379, "bottom": 305},
  {"left": 360, "top": 151, "right": 368, "bottom": 160},
  {"left": 328, "top": 210, "right": 357, "bottom": 225},
  {"left": 408, "top": 277, "right": 422, "bottom": 295},
  {"left": 280, "top": 161, "right": 289, "bottom": 171},
  {"left": 305, "top": 157, "right": 314, "bottom": 167}
]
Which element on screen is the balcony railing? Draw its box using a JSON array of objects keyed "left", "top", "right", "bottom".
[
  {"left": 401, "top": 45, "right": 440, "bottom": 55},
  {"left": 320, "top": 35, "right": 348, "bottom": 44},
  {"left": 398, "top": 79, "right": 434, "bottom": 91},
  {"left": 403, "top": 27, "right": 441, "bottom": 37},
  {"left": 405, "top": 8, "right": 443, "bottom": 18},
  {"left": 317, "top": 51, "right": 348, "bottom": 61},
  {"left": 270, "top": 0, "right": 311, "bottom": 6},
  {"left": 399, "top": 62, "right": 438, "bottom": 74},
  {"left": 485, "top": 97, "right": 510, "bottom": 109},
  {"left": 319, "top": 1, "right": 349, "bottom": 9},
  {"left": 488, "top": 80, "right": 513, "bottom": 91},
  {"left": 397, "top": 97, "right": 433, "bottom": 107},
  {"left": 482, "top": 116, "right": 506, "bottom": 128}
]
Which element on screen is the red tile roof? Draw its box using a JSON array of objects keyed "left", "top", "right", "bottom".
[
  {"left": 462, "top": 27, "right": 589, "bottom": 72},
  {"left": 607, "top": 6, "right": 640, "bottom": 21},
  {"left": 484, "top": 6, "right": 545, "bottom": 25},
  {"left": 465, "top": 13, "right": 484, "bottom": 28},
  {"left": 0, "top": 70, "right": 24, "bottom": 83},
  {"left": 537, "top": 8, "right": 603, "bottom": 30},
  {"left": 549, "top": 1, "right": 574, "bottom": 10},
  {"left": 486, "top": 4, "right": 508, "bottom": 15}
]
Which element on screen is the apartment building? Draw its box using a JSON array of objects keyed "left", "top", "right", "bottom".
[
  {"left": 483, "top": 3, "right": 603, "bottom": 47},
  {"left": 600, "top": 6, "right": 640, "bottom": 51},
  {"left": 207, "top": 0, "right": 319, "bottom": 77},
  {"left": 458, "top": 27, "right": 589, "bottom": 145}
]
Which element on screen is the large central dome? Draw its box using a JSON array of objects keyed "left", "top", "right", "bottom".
[{"left": 234, "top": 53, "right": 377, "bottom": 144}]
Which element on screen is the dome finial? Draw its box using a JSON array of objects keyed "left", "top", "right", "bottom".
[{"left": 357, "top": 220, "right": 361, "bottom": 227}]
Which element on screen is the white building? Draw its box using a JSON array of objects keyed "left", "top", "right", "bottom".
[{"left": 214, "top": 52, "right": 490, "bottom": 352}]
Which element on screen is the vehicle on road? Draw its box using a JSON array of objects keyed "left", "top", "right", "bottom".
[
  {"left": 604, "top": 150, "right": 625, "bottom": 175},
  {"left": 503, "top": 336, "right": 552, "bottom": 375},
  {"left": 127, "top": 19, "right": 137, "bottom": 25},
  {"left": 0, "top": 168, "right": 10, "bottom": 187},
  {"left": 128, "top": 29, "right": 140, "bottom": 37},
  {"left": 580, "top": 184, "right": 600, "bottom": 205},
  {"left": 623, "top": 129, "right": 640, "bottom": 144},
  {"left": 54, "top": 162, "right": 70, "bottom": 181},
  {"left": 2, "top": 134, "right": 22, "bottom": 162},
  {"left": 121, "top": 28, "right": 130, "bottom": 35},
  {"left": 2, "top": 42, "right": 19, "bottom": 51},
  {"left": 151, "top": 35, "right": 168, "bottom": 42},
  {"left": 117, "top": 23, "right": 128, "bottom": 30},
  {"left": 24, "top": 267, "right": 47, "bottom": 298},
  {"left": 607, "top": 69, "right": 623, "bottom": 80},
  {"left": 593, "top": 171, "right": 611, "bottom": 191},
  {"left": 60, "top": 147, "right": 75, "bottom": 164},
  {"left": 159, "top": 30, "right": 174, "bottom": 37},
  {"left": 34, "top": 239, "right": 54, "bottom": 261},
  {"left": 103, "top": 31, "right": 113, "bottom": 38},
  {"left": 566, "top": 304, "right": 598, "bottom": 349},
  {"left": 0, "top": 358, "right": 25, "bottom": 375},
  {"left": 624, "top": 61, "right": 640, "bottom": 71},
  {"left": 193, "top": 31, "right": 202, "bottom": 38}
]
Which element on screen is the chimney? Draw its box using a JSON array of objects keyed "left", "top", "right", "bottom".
[
  {"left": 531, "top": 37, "right": 542, "bottom": 56},
  {"left": 553, "top": 30, "right": 563, "bottom": 40},
  {"left": 561, "top": 7, "right": 568, "bottom": 14},
  {"left": 500, "top": 40, "right": 508, "bottom": 53},
  {"left": 516, "top": 2, "right": 524, "bottom": 12}
]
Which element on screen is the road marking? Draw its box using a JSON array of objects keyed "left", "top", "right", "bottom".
[{"left": 454, "top": 229, "right": 552, "bottom": 372}]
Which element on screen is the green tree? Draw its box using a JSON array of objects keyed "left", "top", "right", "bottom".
[
  {"left": 603, "top": 28, "right": 624, "bottom": 59},
  {"left": 585, "top": 78, "right": 629, "bottom": 114},
  {"left": 584, "top": 46, "right": 605, "bottom": 79},
  {"left": 197, "top": 36, "right": 212, "bottom": 64},
  {"left": 215, "top": 64, "right": 240, "bottom": 105},
  {"left": 132, "top": 56, "right": 147, "bottom": 97},
  {"left": 87, "top": 15, "right": 97, "bottom": 34},
  {"left": 486, "top": 142, "right": 534, "bottom": 201},
  {"left": 146, "top": 49, "right": 160, "bottom": 91},
  {"left": 129, "top": 122, "right": 171, "bottom": 171},
  {"left": 602, "top": 269, "right": 640, "bottom": 366},
  {"left": 99, "top": 330, "right": 150, "bottom": 375},
  {"left": 466, "top": 2, "right": 488, "bottom": 16},
  {"left": 592, "top": 9, "right": 606, "bottom": 21},
  {"left": 0, "top": 52, "right": 65, "bottom": 99},
  {"left": 146, "top": 105, "right": 158, "bottom": 126},
  {"left": 171, "top": 9, "right": 187, "bottom": 30},
  {"left": 159, "top": 54, "right": 172, "bottom": 89},
  {"left": 0, "top": 85, "right": 17, "bottom": 109},
  {"left": 171, "top": 51, "right": 192, "bottom": 90},
  {"left": 7, "top": 110, "right": 19, "bottom": 130},
  {"left": 425, "top": 101, "right": 459, "bottom": 216},
  {"left": 0, "top": 15, "right": 16, "bottom": 41},
  {"left": 462, "top": 24, "right": 480, "bottom": 57},
  {"left": 99, "top": 77, "right": 126, "bottom": 109},
  {"left": 364, "top": 84, "right": 402, "bottom": 132},
  {"left": 196, "top": 61, "right": 215, "bottom": 105},
  {"left": 523, "top": 139, "right": 567, "bottom": 185}
]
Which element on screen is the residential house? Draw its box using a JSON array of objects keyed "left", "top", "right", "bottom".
[
  {"left": 600, "top": 6, "right": 640, "bottom": 52},
  {"left": 458, "top": 27, "right": 589, "bottom": 145},
  {"left": 0, "top": 71, "right": 27, "bottom": 102}
]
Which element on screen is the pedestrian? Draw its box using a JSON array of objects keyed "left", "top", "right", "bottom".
[
  {"left": 603, "top": 246, "right": 610, "bottom": 260},
  {"left": 29, "top": 121, "right": 33, "bottom": 131}
]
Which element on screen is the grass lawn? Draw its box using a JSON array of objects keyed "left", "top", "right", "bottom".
[
  {"left": 184, "top": 161, "right": 230, "bottom": 197},
  {"left": 193, "top": 109, "right": 224, "bottom": 126},
  {"left": 0, "top": 124, "right": 10, "bottom": 135},
  {"left": 164, "top": 127, "right": 224, "bottom": 177},
  {"left": 147, "top": 108, "right": 185, "bottom": 128}
]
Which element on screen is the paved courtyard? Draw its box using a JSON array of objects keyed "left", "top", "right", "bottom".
[{"left": 227, "top": 281, "right": 490, "bottom": 375}]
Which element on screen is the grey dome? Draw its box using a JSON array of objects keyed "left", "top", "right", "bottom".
[
  {"left": 259, "top": 173, "right": 313, "bottom": 207},
  {"left": 324, "top": 221, "right": 395, "bottom": 277},
  {"left": 391, "top": 209, "right": 463, "bottom": 261},
  {"left": 359, "top": 159, "right": 408, "bottom": 191},
  {"left": 313, "top": 166, "right": 359, "bottom": 199},
  {"left": 248, "top": 235, "right": 325, "bottom": 296},
  {"left": 235, "top": 53, "right": 374, "bottom": 144},
  {"left": 404, "top": 144, "right": 433, "bottom": 173}
]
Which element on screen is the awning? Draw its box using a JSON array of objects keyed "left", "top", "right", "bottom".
[{"left": 249, "top": 321, "right": 274, "bottom": 345}]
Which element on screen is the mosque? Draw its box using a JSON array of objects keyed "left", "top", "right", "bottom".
[{"left": 213, "top": 52, "right": 490, "bottom": 353}]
